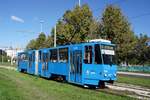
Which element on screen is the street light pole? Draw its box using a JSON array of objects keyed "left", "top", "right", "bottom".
[
  {"left": 40, "top": 20, "right": 44, "bottom": 33},
  {"left": 2, "top": 50, "right": 3, "bottom": 64},
  {"left": 54, "top": 25, "right": 56, "bottom": 47},
  {"left": 79, "top": 0, "right": 81, "bottom": 7}
]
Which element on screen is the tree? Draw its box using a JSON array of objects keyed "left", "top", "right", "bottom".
[
  {"left": 100, "top": 5, "right": 136, "bottom": 64},
  {"left": 87, "top": 19, "right": 101, "bottom": 40},
  {"left": 52, "top": 4, "right": 93, "bottom": 45},
  {"left": 36, "top": 32, "right": 46, "bottom": 49},
  {"left": 26, "top": 39, "right": 36, "bottom": 50},
  {"left": 44, "top": 35, "right": 53, "bottom": 48},
  {"left": 26, "top": 32, "right": 46, "bottom": 50},
  {"left": 0, "top": 50, "right": 10, "bottom": 62},
  {"left": 133, "top": 34, "right": 150, "bottom": 65}
]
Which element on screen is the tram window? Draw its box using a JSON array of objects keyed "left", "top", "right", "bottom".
[
  {"left": 28, "top": 54, "right": 32, "bottom": 67},
  {"left": 84, "top": 46, "right": 92, "bottom": 64},
  {"left": 50, "top": 49, "right": 58, "bottom": 62},
  {"left": 42, "top": 53, "right": 49, "bottom": 62},
  {"left": 20, "top": 53, "right": 28, "bottom": 61},
  {"left": 59, "top": 48, "right": 68, "bottom": 63},
  {"left": 42, "top": 53, "right": 49, "bottom": 70},
  {"left": 32, "top": 52, "right": 35, "bottom": 62},
  {"left": 39, "top": 51, "right": 42, "bottom": 62},
  {"left": 101, "top": 45, "right": 114, "bottom": 50},
  {"left": 94, "top": 44, "right": 102, "bottom": 64},
  {"left": 29, "top": 54, "right": 32, "bottom": 61},
  {"left": 70, "top": 52, "right": 74, "bottom": 73}
]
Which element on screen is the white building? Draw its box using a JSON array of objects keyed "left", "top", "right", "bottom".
[{"left": 5, "top": 48, "right": 24, "bottom": 58}]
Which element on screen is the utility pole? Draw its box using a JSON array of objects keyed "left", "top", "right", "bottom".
[
  {"left": 2, "top": 49, "right": 3, "bottom": 64},
  {"left": 11, "top": 51, "right": 13, "bottom": 65},
  {"left": 40, "top": 20, "right": 44, "bottom": 33},
  {"left": 54, "top": 25, "right": 56, "bottom": 47}
]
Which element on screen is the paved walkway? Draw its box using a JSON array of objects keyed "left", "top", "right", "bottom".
[
  {"left": 0, "top": 65, "right": 17, "bottom": 70},
  {"left": 117, "top": 71, "right": 150, "bottom": 77},
  {"left": 107, "top": 83, "right": 150, "bottom": 99}
]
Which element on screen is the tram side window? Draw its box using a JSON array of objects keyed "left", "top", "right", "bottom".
[
  {"left": 94, "top": 44, "right": 102, "bottom": 64},
  {"left": 42, "top": 53, "right": 49, "bottom": 62},
  {"left": 84, "top": 46, "right": 92, "bottom": 64},
  {"left": 32, "top": 52, "right": 35, "bottom": 62},
  {"left": 20, "top": 54, "right": 28, "bottom": 61},
  {"left": 50, "top": 49, "right": 58, "bottom": 62},
  {"left": 42, "top": 53, "right": 49, "bottom": 70},
  {"left": 29, "top": 54, "right": 32, "bottom": 62},
  {"left": 59, "top": 48, "right": 68, "bottom": 63},
  {"left": 39, "top": 51, "right": 42, "bottom": 62},
  {"left": 29, "top": 53, "right": 34, "bottom": 62}
]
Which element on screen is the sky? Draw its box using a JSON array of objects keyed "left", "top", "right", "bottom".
[{"left": 0, "top": 0, "right": 150, "bottom": 48}]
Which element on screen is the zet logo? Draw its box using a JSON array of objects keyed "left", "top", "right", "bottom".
[{"left": 86, "top": 70, "right": 90, "bottom": 75}]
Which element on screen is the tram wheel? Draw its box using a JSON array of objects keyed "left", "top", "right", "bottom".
[{"left": 99, "top": 81, "right": 105, "bottom": 89}]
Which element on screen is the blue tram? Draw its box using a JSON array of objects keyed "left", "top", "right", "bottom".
[{"left": 18, "top": 39, "right": 117, "bottom": 88}]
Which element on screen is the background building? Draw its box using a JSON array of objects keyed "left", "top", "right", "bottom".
[{"left": 0, "top": 47, "right": 24, "bottom": 64}]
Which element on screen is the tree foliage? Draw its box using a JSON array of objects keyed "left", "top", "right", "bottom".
[
  {"left": 52, "top": 4, "right": 94, "bottom": 45},
  {"left": 26, "top": 39, "right": 36, "bottom": 50},
  {"left": 26, "top": 4, "right": 150, "bottom": 65},
  {"left": 0, "top": 50, "right": 10, "bottom": 62},
  {"left": 100, "top": 5, "right": 136, "bottom": 64},
  {"left": 26, "top": 32, "right": 47, "bottom": 50},
  {"left": 36, "top": 33, "right": 46, "bottom": 49},
  {"left": 132, "top": 34, "right": 150, "bottom": 65},
  {"left": 44, "top": 35, "right": 53, "bottom": 48}
]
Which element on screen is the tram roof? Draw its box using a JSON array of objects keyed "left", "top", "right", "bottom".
[
  {"left": 19, "top": 41, "right": 115, "bottom": 54},
  {"left": 39, "top": 41, "right": 115, "bottom": 50}
]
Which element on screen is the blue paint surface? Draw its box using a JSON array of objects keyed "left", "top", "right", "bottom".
[{"left": 18, "top": 41, "right": 117, "bottom": 87}]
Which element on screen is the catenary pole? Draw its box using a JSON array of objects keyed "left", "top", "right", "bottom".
[{"left": 54, "top": 25, "right": 56, "bottom": 47}]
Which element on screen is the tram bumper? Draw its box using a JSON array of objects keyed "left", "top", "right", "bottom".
[{"left": 83, "top": 70, "right": 117, "bottom": 86}]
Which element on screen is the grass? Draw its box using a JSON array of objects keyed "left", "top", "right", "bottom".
[
  {"left": 117, "top": 75, "right": 150, "bottom": 88},
  {"left": 0, "top": 68, "right": 134, "bottom": 100}
]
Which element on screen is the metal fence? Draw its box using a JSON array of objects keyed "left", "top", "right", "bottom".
[{"left": 118, "top": 66, "right": 150, "bottom": 73}]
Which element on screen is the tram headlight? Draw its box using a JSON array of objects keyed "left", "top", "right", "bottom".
[
  {"left": 114, "top": 73, "right": 116, "bottom": 77},
  {"left": 103, "top": 70, "right": 108, "bottom": 77},
  {"left": 86, "top": 70, "right": 90, "bottom": 75},
  {"left": 104, "top": 73, "right": 107, "bottom": 77}
]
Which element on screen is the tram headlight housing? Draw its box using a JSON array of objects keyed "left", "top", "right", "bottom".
[
  {"left": 104, "top": 73, "right": 107, "bottom": 77},
  {"left": 114, "top": 73, "right": 116, "bottom": 77},
  {"left": 103, "top": 70, "right": 108, "bottom": 77}
]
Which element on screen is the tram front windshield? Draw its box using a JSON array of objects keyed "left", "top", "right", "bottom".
[
  {"left": 94, "top": 44, "right": 115, "bottom": 65},
  {"left": 101, "top": 45, "right": 115, "bottom": 65}
]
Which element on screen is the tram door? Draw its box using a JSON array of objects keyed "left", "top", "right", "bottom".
[
  {"left": 29, "top": 52, "right": 34, "bottom": 68},
  {"left": 42, "top": 53, "right": 48, "bottom": 72},
  {"left": 28, "top": 51, "right": 35, "bottom": 74},
  {"left": 29, "top": 54, "right": 32, "bottom": 68},
  {"left": 70, "top": 50, "right": 82, "bottom": 83}
]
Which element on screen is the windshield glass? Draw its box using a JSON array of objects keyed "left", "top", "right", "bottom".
[
  {"left": 19, "top": 53, "right": 28, "bottom": 61},
  {"left": 94, "top": 44, "right": 116, "bottom": 65},
  {"left": 94, "top": 44, "right": 102, "bottom": 64},
  {"left": 102, "top": 54, "right": 115, "bottom": 65},
  {"left": 101, "top": 45, "right": 115, "bottom": 65}
]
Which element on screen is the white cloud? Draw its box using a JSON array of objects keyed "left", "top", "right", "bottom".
[{"left": 11, "top": 15, "right": 24, "bottom": 23}]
